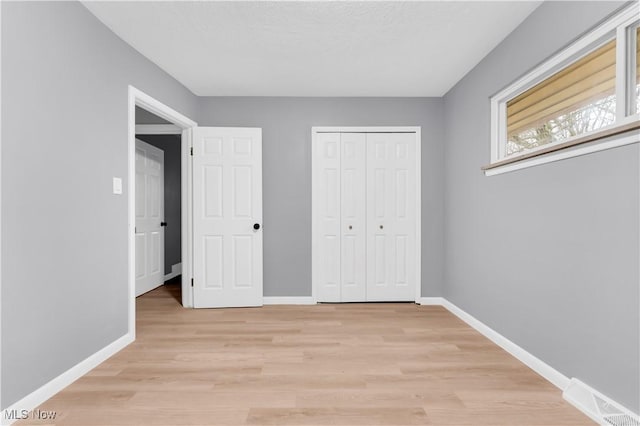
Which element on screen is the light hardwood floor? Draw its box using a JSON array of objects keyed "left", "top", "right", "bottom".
[{"left": 20, "top": 283, "right": 594, "bottom": 425}]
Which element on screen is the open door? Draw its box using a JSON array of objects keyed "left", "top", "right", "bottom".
[
  {"left": 192, "top": 127, "right": 263, "bottom": 308},
  {"left": 135, "top": 139, "right": 165, "bottom": 296}
]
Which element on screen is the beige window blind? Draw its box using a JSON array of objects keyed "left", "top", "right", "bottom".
[
  {"left": 636, "top": 27, "right": 640, "bottom": 107},
  {"left": 507, "top": 38, "right": 617, "bottom": 139}
]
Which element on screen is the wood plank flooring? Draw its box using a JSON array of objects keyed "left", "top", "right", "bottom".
[{"left": 19, "top": 283, "right": 594, "bottom": 425}]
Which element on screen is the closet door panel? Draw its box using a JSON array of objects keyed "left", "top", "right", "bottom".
[
  {"left": 315, "top": 133, "right": 342, "bottom": 302},
  {"left": 392, "top": 133, "right": 416, "bottom": 298},
  {"left": 366, "top": 133, "right": 416, "bottom": 301},
  {"left": 340, "top": 133, "right": 366, "bottom": 302}
]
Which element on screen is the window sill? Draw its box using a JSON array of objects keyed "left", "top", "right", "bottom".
[{"left": 483, "top": 119, "right": 640, "bottom": 176}]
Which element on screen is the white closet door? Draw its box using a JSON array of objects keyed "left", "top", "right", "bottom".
[
  {"left": 314, "top": 133, "right": 342, "bottom": 302},
  {"left": 192, "top": 127, "right": 263, "bottom": 308},
  {"left": 135, "top": 139, "right": 165, "bottom": 297},
  {"left": 366, "top": 133, "right": 417, "bottom": 301},
  {"left": 340, "top": 133, "right": 366, "bottom": 302}
]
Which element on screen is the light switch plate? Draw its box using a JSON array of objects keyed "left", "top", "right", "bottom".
[{"left": 113, "top": 177, "right": 122, "bottom": 195}]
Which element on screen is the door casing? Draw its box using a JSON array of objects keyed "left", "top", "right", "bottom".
[
  {"left": 128, "top": 86, "right": 198, "bottom": 339},
  {"left": 311, "top": 126, "right": 422, "bottom": 304}
]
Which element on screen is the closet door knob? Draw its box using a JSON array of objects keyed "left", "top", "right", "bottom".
[
  {"left": 348, "top": 225, "right": 352, "bottom": 230},
  {"left": 253, "top": 223, "right": 261, "bottom": 230},
  {"left": 379, "top": 225, "right": 383, "bottom": 229},
  {"left": 160, "top": 222, "right": 167, "bottom": 227}
]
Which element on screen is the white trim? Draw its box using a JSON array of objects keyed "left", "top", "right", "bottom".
[
  {"left": 135, "top": 124, "right": 182, "bottom": 135},
  {"left": 163, "top": 262, "right": 182, "bottom": 282},
  {"left": 490, "top": 3, "right": 640, "bottom": 167},
  {"left": 311, "top": 130, "right": 318, "bottom": 304},
  {"left": 263, "top": 297, "right": 316, "bottom": 305},
  {"left": 1, "top": 333, "right": 133, "bottom": 426},
  {"left": 421, "top": 298, "right": 639, "bottom": 420},
  {"left": 311, "top": 126, "right": 422, "bottom": 304},
  {"left": 563, "top": 378, "right": 640, "bottom": 425},
  {"left": 414, "top": 127, "right": 422, "bottom": 304},
  {"left": 128, "top": 86, "right": 198, "bottom": 322},
  {"left": 440, "top": 298, "right": 570, "bottom": 390},
  {"left": 419, "top": 297, "right": 570, "bottom": 390},
  {"left": 418, "top": 297, "right": 446, "bottom": 305},
  {"left": 181, "top": 128, "right": 194, "bottom": 307},
  {"left": 313, "top": 126, "right": 420, "bottom": 134},
  {"left": 0, "top": 1, "right": 4, "bottom": 412},
  {"left": 485, "top": 130, "right": 639, "bottom": 176}
]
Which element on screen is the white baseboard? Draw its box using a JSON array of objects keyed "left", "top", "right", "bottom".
[
  {"left": 439, "top": 298, "right": 570, "bottom": 390},
  {"left": 263, "top": 297, "right": 316, "bottom": 305},
  {"left": 1, "top": 333, "right": 133, "bottom": 426},
  {"left": 421, "top": 297, "right": 639, "bottom": 423},
  {"left": 163, "top": 262, "right": 182, "bottom": 281},
  {"left": 420, "top": 298, "right": 569, "bottom": 387},
  {"left": 418, "top": 297, "right": 446, "bottom": 305}
]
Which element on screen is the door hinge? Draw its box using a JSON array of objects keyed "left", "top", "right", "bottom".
[
  {"left": 191, "top": 278, "right": 194, "bottom": 287},
  {"left": 190, "top": 147, "right": 193, "bottom": 156}
]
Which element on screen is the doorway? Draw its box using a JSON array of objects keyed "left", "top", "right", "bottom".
[{"left": 128, "top": 86, "right": 197, "bottom": 338}]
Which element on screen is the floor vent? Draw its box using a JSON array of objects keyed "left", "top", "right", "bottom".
[
  {"left": 563, "top": 378, "right": 639, "bottom": 426},
  {"left": 603, "top": 413, "right": 640, "bottom": 426}
]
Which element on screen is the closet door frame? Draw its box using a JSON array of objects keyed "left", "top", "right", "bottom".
[{"left": 311, "top": 126, "right": 422, "bottom": 304}]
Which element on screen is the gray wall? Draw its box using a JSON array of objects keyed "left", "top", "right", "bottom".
[
  {"left": 136, "top": 106, "right": 172, "bottom": 125},
  {"left": 443, "top": 1, "right": 639, "bottom": 413},
  {"left": 1, "top": 2, "right": 198, "bottom": 409},
  {"left": 135, "top": 135, "right": 182, "bottom": 276},
  {"left": 198, "top": 97, "right": 445, "bottom": 298}
]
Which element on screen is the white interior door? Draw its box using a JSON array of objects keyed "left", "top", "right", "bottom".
[
  {"left": 135, "top": 139, "right": 165, "bottom": 297},
  {"left": 192, "top": 127, "right": 263, "bottom": 308},
  {"left": 366, "top": 133, "right": 416, "bottom": 301}
]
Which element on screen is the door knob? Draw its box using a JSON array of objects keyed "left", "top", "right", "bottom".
[
  {"left": 253, "top": 223, "right": 261, "bottom": 230},
  {"left": 161, "top": 222, "right": 167, "bottom": 227},
  {"left": 348, "top": 225, "right": 352, "bottom": 230},
  {"left": 379, "top": 225, "right": 383, "bottom": 229}
]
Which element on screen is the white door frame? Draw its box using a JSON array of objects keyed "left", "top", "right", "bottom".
[
  {"left": 135, "top": 124, "right": 182, "bottom": 135},
  {"left": 128, "top": 86, "right": 197, "bottom": 338},
  {"left": 311, "top": 126, "right": 422, "bottom": 304}
]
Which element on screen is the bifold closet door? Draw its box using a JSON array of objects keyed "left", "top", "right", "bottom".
[
  {"left": 366, "top": 133, "right": 417, "bottom": 301},
  {"left": 315, "top": 132, "right": 366, "bottom": 302}
]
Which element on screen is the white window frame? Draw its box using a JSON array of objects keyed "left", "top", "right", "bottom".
[{"left": 488, "top": 4, "right": 640, "bottom": 176}]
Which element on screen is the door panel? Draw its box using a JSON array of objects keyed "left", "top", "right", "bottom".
[
  {"left": 315, "top": 133, "right": 341, "bottom": 302},
  {"left": 366, "top": 133, "right": 416, "bottom": 301},
  {"left": 340, "top": 133, "right": 366, "bottom": 302},
  {"left": 204, "top": 236, "right": 223, "bottom": 288},
  {"left": 135, "top": 139, "right": 165, "bottom": 297},
  {"left": 192, "top": 127, "right": 262, "bottom": 308}
]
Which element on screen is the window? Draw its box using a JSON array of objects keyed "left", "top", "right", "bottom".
[{"left": 487, "top": 4, "right": 640, "bottom": 174}]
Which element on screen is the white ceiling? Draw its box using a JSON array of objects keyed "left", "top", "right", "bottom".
[{"left": 84, "top": 1, "right": 541, "bottom": 97}]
